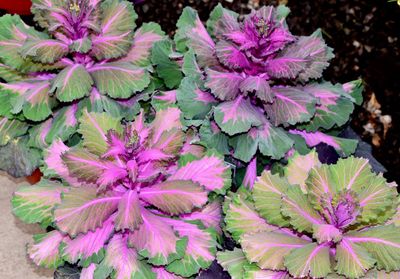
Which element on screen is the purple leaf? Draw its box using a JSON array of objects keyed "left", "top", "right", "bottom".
[
  {"left": 216, "top": 41, "right": 250, "bottom": 69},
  {"left": 239, "top": 76, "right": 273, "bottom": 103},
  {"left": 205, "top": 69, "right": 244, "bottom": 101},
  {"left": 115, "top": 190, "right": 142, "bottom": 231},
  {"left": 28, "top": 231, "right": 65, "bottom": 268}
]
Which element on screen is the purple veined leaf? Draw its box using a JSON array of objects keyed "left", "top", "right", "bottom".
[
  {"left": 28, "top": 230, "right": 65, "bottom": 268},
  {"left": 88, "top": 62, "right": 150, "bottom": 99},
  {"left": 241, "top": 231, "right": 310, "bottom": 270},
  {"left": 80, "top": 263, "right": 96, "bottom": 279},
  {"left": 62, "top": 148, "right": 126, "bottom": 185},
  {"left": 168, "top": 154, "right": 231, "bottom": 194},
  {"left": 61, "top": 216, "right": 114, "bottom": 264},
  {"left": 225, "top": 191, "right": 280, "bottom": 241},
  {"left": 102, "top": 130, "right": 126, "bottom": 158},
  {"left": 313, "top": 224, "right": 343, "bottom": 244},
  {"left": 175, "top": 7, "right": 219, "bottom": 68},
  {"left": 20, "top": 39, "right": 69, "bottom": 64},
  {"left": 343, "top": 225, "right": 400, "bottom": 271},
  {"left": 335, "top": 238, "right": 376, "bottom": 279},
  {"left": 78, "top": 109, "right": 123, "bottom": 156},
  {"left": 10, "top": 80, "right": 55, "bottom": 122},
  {"left": 216, "top": 40, "right": 251, "bottom": 69},
  {"left": 289, "top": 129, "right": 358, "bottom": 157},
  {"left": 152, "top": 267, "right": 184, "bottom": 279},
  {"left": 136, "top": 148, "right": 174, "bottom": 163},
  {"left": 91, "top": 0, "right": 137, "bottom": 60},
  {"left": 207, "top": 4, "right": 240, "bottom": 39},
  {"left": 114, "top": 190, "right": 142, "bottom": 231},
  {"left": 139, "top": 180, "right": 208, "bottom": 215},
  {"left": 151, "top": 90, "right": 177, "bottom": 110},
  {"left": 239, "top": 76, "right": 274, "bottom": 103},
  {"left": 54, "top": 187, "right": 120, "bottom": 237},
  {"left": 97, "top": 233, "right": 155, "bottom": 279},
  {"left": 265, "top": 56, "right": 306, "bottom": 79},
  {"left": 214, "top": 95, "right": 264, "bottom": 136},
  {"left": 265, "top": 86, "right": 317, "bottom": 126},
  {"left": 284, "top": 242, "right": 332, "bottom": 278},
  {"left": 12, "top": 179, "right": 68, "bottom": 225},
  {"left": 243, "top": 157, "right": 258, "bottom": 189},
  {"left": 121, "top": 22, "right": 165, "bottom": 67},
  {"left": 149, "top": 107, "right": 182, "bottom": 145},
  {"left": 261, "top": 25, "right": 296, "bottom": 57},
  {"left": 50, "top": 64, "right": 93, "bottom": 102},
  {"left": 182, "top": 199, "right": 223, "bottom": 234},
  {"left": 149, "top": 128, "right": 184, "bottom": 157},
  {"left": 281, "top": 186, "right": 326, "bottom": 233},
  {"left": 205, "top": 68, "right": 244, "bottom": 101},
  {"left": 165, "top": 219, "right": 217, "bottom": 277},
  {"left": 128, "top": 208, "right": 186, "bottom": 265}
]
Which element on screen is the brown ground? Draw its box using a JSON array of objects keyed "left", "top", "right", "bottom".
[{"left": 0, "top": 173, "right": 53, "bottom": 279}]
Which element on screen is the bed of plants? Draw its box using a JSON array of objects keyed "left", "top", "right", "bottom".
[{"left": 0, "top": 0, "right": 399, "bottom": 278}]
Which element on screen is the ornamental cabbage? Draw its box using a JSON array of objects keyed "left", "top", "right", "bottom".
[
  {"left": 152, "top": 4, "right": 363, "bottom": 187},
  {"left": 12, "top": 108, "right": 232, "bottom": 278},
  {"left": 219, "top": 150, "right": 400, "bottom": 279},
  {"left": 0, "top": 0, "right": 164, "bottom": 176}
]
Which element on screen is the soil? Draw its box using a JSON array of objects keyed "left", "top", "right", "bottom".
[{"left": 135, "top": 0, "right": 400, "bottom": 183}]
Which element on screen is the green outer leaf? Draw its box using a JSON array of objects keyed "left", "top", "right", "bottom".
[
  {"left": 285, "top": 242, "right": 331, "bottom": 278},
  {"left": 0, "top": 117, "right": 29, "bottom": 146},
  {"left": 89, "top": 62, "right": 150, "bottom": 99},
  {"left": 253, "top": 170, "right": 290, "bottom": 226},
  {"left": 12, "top": 180, "right": 67, "bottom": 226},
  {"left": 78, "top": 110, "right": 123, "bottom": 156},
  {"left": 182, "top": 48, "right": 203, "bottom": 84},
  {"left": 151, "top": 39, "right": 183, "bottom": 89},
  {"left": 199, "top": 119, "right": 230, "bottom": 156},
  {"left": 217, "top": 248, "right": 248, "bottom": 279},
  {"left": 51, "top": 64, "right": 93, "bottom": 102}
]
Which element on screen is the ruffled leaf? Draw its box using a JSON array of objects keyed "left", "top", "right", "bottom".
[
  {"left": 28, "top": 231, "right": 65, "bottom": 268},
  {"left": 51, "top": 64, "right": 93, "bottom": 102},
  {"left": 12, "top": 180, "right": 67, "bottom": 225},
  {"left": 115, "top": 190, "right": 142, "bottom": 231},
  {"left": 54, "top": 187, "right": 120, "bottom": 237},
  {"left": 205, "top": 68, "right": 243, "bottom": 101},
  {"left": 0, "top": 118, "right": 28, "bottom": 146},
  {"left": 20, "top": 39, "right": 69, "bottom": 64},
  {"left": 217, "top": 248, "right": 248, "bottom": 279},
  {"left": 239, "top": 76, "right": 273, "bottom": 103}
]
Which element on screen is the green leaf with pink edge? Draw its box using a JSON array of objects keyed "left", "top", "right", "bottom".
[
  {"left": 91, "top": 0, "right": 137, "bottom": 60},
  {"left": 214, "top": 96, "right": 264, "bottom": 136},
  {"left": 50, "top": 64, "right": 93, "bottom": 102},
  {"left": 122, "top": 22, "right": 165, "bottom": 67},
  {"left": 168, "top": 151, "right": 231, "bottom": 194},
  {"left": 28, "top": 231, "right": 65, "bottom": 269},
  {"left": 281, "top": 186, "right": 325, "bottom": 233},
  {"left": 175, "top": 7, "right": 218, "bottom": 68},
  {"left": 225, "top": 190, "right": 279, "bottom": 241},
  {"left": 206, "top": 3, "right": 240, "bottom": 39},
  {"left": 128, "top": 209, "right": 187, "bottom": 265},
  {"left": 252, "top": 170, "right": 290, "bottom": 227},
  {"left": 205, "top": 68, "right": 244, "bottom": 101},
  {"left": 20, "top": 39, "right": 69, "bottom": 64},
  {"left": 151, "top": 90, "right": 177, "bottom": 111},
  {"left": 0, "top": 117, "right": 28, "bottom": 146},
  {"left": 344, "top": 225, "right": 400, "bottom": 272},
  {"left": 54, "top": 187, "right": 120, "bottom": 237},
  {"left": 139, "top": 180, "right": 208, "bottom": 215},
  {"left": 285, "top": 149, "right": 321, "bottom": 192},
  {"left": 289, "top": 129, "right": 358, "bottom": 157},
  {"left": 89, "top": 62, "right": 150, "bottom": 99},
  {"left": 335, "top": 238, "right": 376, "bottom": 279},
  {"left": 264, "top": 86, "right": 317, "bottom": 126},
  {"left": 285, "top": 242, "right": 332, "bottom": 278},
  {"left": 61, "top": 217, "right": 114, "bottom": 265},
  {"left": 78, "top": 110, "right": 123, "bottom": 156},
  {"left": 199, "top": 119, "right": 230, "bottom": 156},
  {"left": 343, "top": 79, "right": 364, "bottom": 106},
  {"left": 94, "top": 234, "right": 156, "bottom": 279},
  {"left": 166, "top": 220, "right": 218, "bottom": 277},
  {"left": 177, "top": 77, "right": 217, "bottom": 120},
  {"left": 151, "top": 39, "right": 183, "bottom": 89},
  {"left": 241, "top": 231, "right": 310, "bottom": 270},
  {"left": 12, "top": 179, "right": 67, "bottom": 226}
]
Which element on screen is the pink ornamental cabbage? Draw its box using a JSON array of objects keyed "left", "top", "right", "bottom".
[
  {"left": 152, "top": 5, "right": 362, "bottom": 171},
  {"left": 0, "top": 0, "right": 164, "bottom": 175},
  {"left": 219, "top": 150, "right": 400, "bottom": 279},
  {"left": 12, "top": 108, "right": 232, "bottom": 278}
]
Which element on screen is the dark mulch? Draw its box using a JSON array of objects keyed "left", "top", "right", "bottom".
[{"left": 135, "top": 0, "right": 400, "bottom": 183}]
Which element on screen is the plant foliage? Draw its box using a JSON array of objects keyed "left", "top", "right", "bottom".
[{"left": 219, "top": 150, "right": 400, "bottom": 279}]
